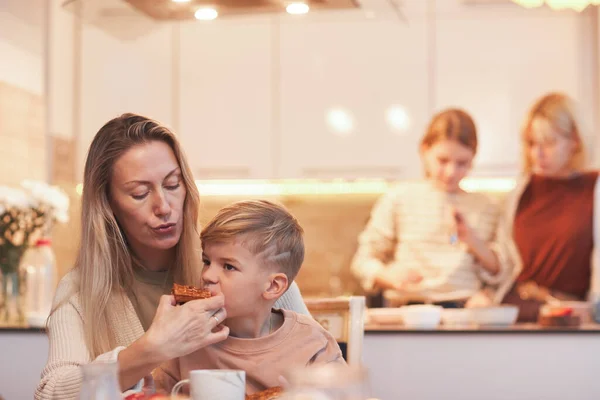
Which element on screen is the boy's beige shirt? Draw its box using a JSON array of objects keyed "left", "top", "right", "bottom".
[{"left": 154, "top": 309, "right": 346, "bottom": 395}]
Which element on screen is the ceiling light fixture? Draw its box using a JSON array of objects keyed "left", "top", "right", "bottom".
[
  {"left": 195, "top": 7, "right": 218, "bottom": 20},
  {"left": 326, "top": 107, "right": 354, "bottom": 136},
  {"left": 286, "top": 2, "right": 310, "bottom": 15},
  {"left": 511, "top": 0, "right": 600, "bottom": 11},
  {"left": 386, "top": 105, "right": 411, "bottom": 133}
]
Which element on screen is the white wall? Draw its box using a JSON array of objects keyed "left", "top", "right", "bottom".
[
  {"left": 0, "top": 2, "right": 44, "bottom": 95},
  {"left": 47, "top": 0, "right": 75, "bottom": 140},
  {"left": 71, "top": 0, "right": 600, "bottom": 180}
]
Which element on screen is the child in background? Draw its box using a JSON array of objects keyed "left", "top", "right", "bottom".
[{"left": 351, "top": 108, "right": 508, "bottom": 307}]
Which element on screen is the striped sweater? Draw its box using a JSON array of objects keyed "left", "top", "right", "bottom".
[{"left": 351, "top": 181, "right": 508, "bottom": 303}]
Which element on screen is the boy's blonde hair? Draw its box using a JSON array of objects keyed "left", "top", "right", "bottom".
[
  {"left": 201, "top": 200, "right": 305, "bottom": 283},
  {"left": 521, "top": 92, "right": 586, "bottom": 173}
]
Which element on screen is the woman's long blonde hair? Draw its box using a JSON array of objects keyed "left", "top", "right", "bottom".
[
  {"left": 54, "top": 113, "right": 201, "bottom": 359},
  {"left": 521, "top": 92, "right": 586, "bottom": 174}
]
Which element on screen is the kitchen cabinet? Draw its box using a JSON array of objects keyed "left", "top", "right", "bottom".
[
  {"left": 364, "top": 326, "right": 600, "bottom": 400},
  {"left": 278, "top": 2, "right": 430, "bottom": 179},
  {"left": 78, "top": 23, "right": 174, "bottom": 178},
  {"left": 177, "top": 18, "right": 274, "bottom": 179},
  {"left": 72, "top": 1, "right": 598, "bottom": 180},
  {"left": 434, "top": 1, "right": 594, "bottom": 177}
]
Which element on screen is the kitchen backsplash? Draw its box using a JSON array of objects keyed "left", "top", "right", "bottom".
[{"left": 51, "top": 187, "right": 509, "bottom": 298}]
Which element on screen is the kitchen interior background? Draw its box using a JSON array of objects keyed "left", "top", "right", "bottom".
[{"left": 2, "top": 0, "right": 600, "bottom": 298}]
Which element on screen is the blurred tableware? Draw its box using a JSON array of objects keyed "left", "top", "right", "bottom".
[
  {"left": 78, "top": 361, "right": 121, "bottom": 400},
  {"left": 171, "top": 370, "right": 245, "bottom": 400},
  {"left": 398, "top": 304, "right": 442, "bottom": 329},
  {"left": 470, "top": 306, "right": 518, "bottom": 327},
  {"left": 556, "top": 301, "right": 592, "bottom": 323},
  {"left": 367, "top": 308, "right": 404, "bottom": 325},
  {"left": 281, "top": 363, "right": 371, "bottom": 400},
  {"left": 440, "top": 309, "right": 473, "bottom": 327},
  {"left": 538, "top": 302, "right": 591, "bottom": 328}
]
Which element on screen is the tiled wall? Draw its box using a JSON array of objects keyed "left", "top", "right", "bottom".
[
  {"left": 51, "top": 191, "right": 376, "bottom": 296},
  {"left": 51, "top": 190, "right": 507, "bottom": 298},
  {"left": 0, "top": 81, "right": 79, "bottom": 281},
  {"left": 199, "top": 194, "right": 375, "bottom": 297}
]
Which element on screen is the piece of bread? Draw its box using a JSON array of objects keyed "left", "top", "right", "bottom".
[
  {"left": 245, "top": 386, "right": 284, "bottom": 400},
  {"left": 171, "top": 283, "right": 212, "bottom": 304}
]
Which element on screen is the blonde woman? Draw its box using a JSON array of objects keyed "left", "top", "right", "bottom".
[
  {"left": 351, "top": 109, "right": 508, "bottom": 307},
  {"left": 495, "top": 93, "right": 600, "bottom": 321},
  {"left": 35, "top": 114, "right": 308, "bottom": 399}
]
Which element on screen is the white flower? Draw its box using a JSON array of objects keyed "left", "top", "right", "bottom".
[
  {"left": 21, "top": 180, "right": 70, "bottom": 223},
  {"left": 0, "top": 186, "right": 32, "bottom": 209}
]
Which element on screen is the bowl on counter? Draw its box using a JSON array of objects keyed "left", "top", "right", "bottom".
[
  {"left": 440, "top": 309, "right": 473, "bottom": 328},
  {"left": 470, "top": 305, "right": 518, "bottom": 327},
  {"left": 398, "top": 304, "right": 443, "bottom": 329},
  {"left": 367, "top": 307, "right": 405, "bottom": 325}
]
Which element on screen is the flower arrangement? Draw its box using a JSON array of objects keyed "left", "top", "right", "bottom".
[{"left": 0, "top": 181, "right": 70, "bottom": 275}]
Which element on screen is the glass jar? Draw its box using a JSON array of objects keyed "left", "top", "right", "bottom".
[
  {"left": 19, "top": 238, "right": 57, "bottom": 326},
  {"left": 79, "top": 361, "right": 122, "bottom": 400},
  {"left": 281, "top": 364, "right": 372, "bottom": 400}
]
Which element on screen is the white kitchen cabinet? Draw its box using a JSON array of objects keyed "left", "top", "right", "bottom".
[
  {"left": 72, "top": 0, "right": 599, "bottom": 180},
  {"left": 278, "top": 2, "right": 430, "bottom": 179},
  {"left": 78, "top": 23, "right": 174, "bottom": 179},
  {"left": 434, "top": 1, "right": 594, "bottom": 177},
  {"left": 177, "top": 18, "right": 274, "bottom": 180}
]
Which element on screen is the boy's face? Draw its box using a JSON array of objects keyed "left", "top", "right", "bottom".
[{"left": 201, "top": 239, "right": 286, "bottom": 319}]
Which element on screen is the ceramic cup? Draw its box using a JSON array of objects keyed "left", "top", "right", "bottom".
[{"left": 171, "top": 369, "right": 246, "bottom": 400}]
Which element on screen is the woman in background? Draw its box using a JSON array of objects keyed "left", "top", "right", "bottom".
[
  {"left": 495, "top": 93, "right": 600, "bottom": 321},
  {"left": 351, "top": 109, "right": 508, "bottom": 307}
]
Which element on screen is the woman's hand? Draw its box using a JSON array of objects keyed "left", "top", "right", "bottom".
[
  {"left": 145, "top": 294, "right": 229, "bottom": 361},
  {"left": 117, "top": 294, "right": 228, "bottom": 391}
]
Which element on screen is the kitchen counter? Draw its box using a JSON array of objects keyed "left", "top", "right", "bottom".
[
  {"left": 363, "top": 322, "right": 600, "bottom": 400},
  {"left": 0, "top": 324, "right": 45, "bottom": 333},
  {"left": 3, "top": 322, "right": 600, "bottom": 400},
  {"left": 365, "top": 321, "right": 600, "bottom": 333},
  {"left": 0, "top": 328, "right": 48, "bottom": 400}
]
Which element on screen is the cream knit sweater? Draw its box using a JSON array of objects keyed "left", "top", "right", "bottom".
[{"left": 35, "top": 272, "right": 309, "bottom": 400}]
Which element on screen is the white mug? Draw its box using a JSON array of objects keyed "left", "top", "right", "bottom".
[{"left": 171, "top": 369, "right": 246, "bottom": 400}]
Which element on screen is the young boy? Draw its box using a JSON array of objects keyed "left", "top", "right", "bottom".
[{"left": 154, "top": 200, "right": 345, "bottom": 395}]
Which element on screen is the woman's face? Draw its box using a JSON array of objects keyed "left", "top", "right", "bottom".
[
  {"left": 527, "top": 117, "right": 577, "bottom": 177},
  {"left": 422, "top": 139, "right": 474, "bottom": 193},
  {"left": 109, "top": 141, "right": 187, "bottom": 265}
]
